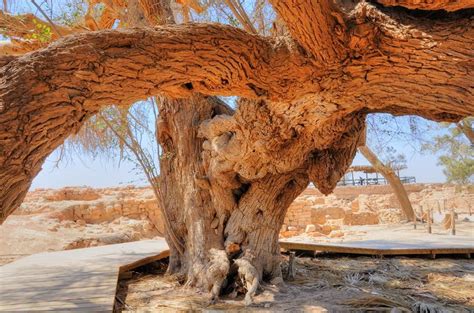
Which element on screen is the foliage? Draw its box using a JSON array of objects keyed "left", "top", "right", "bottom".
[
  {"left": 422, "top": 119, "right": 474, "bottom": 184},
  {"left": 30, "top": 19, "right": 52, "bottom": 42}
]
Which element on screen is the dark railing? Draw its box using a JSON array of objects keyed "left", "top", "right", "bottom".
[{"left": 337, "top": 176, "right": 416, "bottom": 186}]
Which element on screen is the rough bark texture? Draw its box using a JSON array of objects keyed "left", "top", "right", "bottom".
[
  {"left": 358, "top": 145, "right": 415, "bottom": 220},
  {"left": 156, "top": 94, "right": 225, "bottom": 287},
  {"left": 0, "top": 0, "right": 473, "bottom": 301},
  {"left": 376, "top": 0, "right": 474, "bottom": 11}
]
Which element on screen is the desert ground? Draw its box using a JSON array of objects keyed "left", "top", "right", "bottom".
[{"left": 115, "top": 255, "right": 474, "bottom": 312}]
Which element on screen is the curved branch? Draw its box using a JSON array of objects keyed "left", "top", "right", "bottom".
[
  {"left": 376, "top": 0, "right": 474, "bottom": 11},
  {"left": 1, "top": 24, "right": 313, "bottom": 107},
  {"left": 270, "top": 0, "right": 347, "bottom": 65},
  {"left": 328, "top": 3, "right": 474, "bottom": 121}
]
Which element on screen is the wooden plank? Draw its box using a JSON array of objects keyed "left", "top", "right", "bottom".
[
  {"left": 119, "top": 250, "right": 170, "bottom": 272},
  {"left": 0, "top": 292, "right": 116, "bottom": 306},
  {"left": 0, "top": 239, "right": 170, "bottom": 312},
  {"left": 1, "top": 284, "right": 115, "bottom": 299},
  {"left": 0, "top": 272, "right": 116, "bottom": 285},
  {"left": 279, "top": 240, "right": 474, "bottom": 256},
  {"left": 0, "top": 269, "right": 109, "bottom": 278},
  {"left": 0, "top": 305, "right": 109, "bottom": 312},
  {"left": 0, "top": 273, "right": 117, "bottom": 290},
  {"left": 0, "top": 298, "right": 113, "bottom": 311}
]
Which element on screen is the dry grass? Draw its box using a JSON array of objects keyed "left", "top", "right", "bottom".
[{"left": 115, "top": 255, "right": 474, "bottom": 312}]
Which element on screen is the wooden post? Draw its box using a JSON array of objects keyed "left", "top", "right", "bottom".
[
  {"left": 443, "top": 199, "right": 447, "bottom": 212},
  {"left": 413, "top": 210, "right": 417, "bottom": 229},
  {"left": 451, "top": 206, "right": 456, "bottom": 236},
  {"left": 285, "top": 251, "right": 296, "bottom": 281},
  {"left": 437, "top": 200, "right": 441, "bottom": 214},
  {"left": 427, "top": 206, "right": 432, "bottom": 234}
]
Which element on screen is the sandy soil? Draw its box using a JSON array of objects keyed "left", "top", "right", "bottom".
[
  {"left": 286, "top": 218, "right": 474, "bottom": 245},
  {"left": 116, "top": 255, "right": 474, "bottom": 312}
]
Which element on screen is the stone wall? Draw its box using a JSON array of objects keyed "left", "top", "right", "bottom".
[{"left": 283, "top": 183, "right": 474, "bottom": 234}]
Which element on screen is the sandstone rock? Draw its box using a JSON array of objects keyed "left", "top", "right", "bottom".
[
  {"left": 329, "top": 230, "right": 344, "bottom": 238},
  {"left": 306, "top": 231, "right": 324, "bottom": 237},
  {"left": 311, "top": 207, "right": 345, "bottom": 225},
  {"left": 312, "top": 197, "right": 325, "bottom": 205},
  {"left": 321, "top": 225, "right": 340, "bottom": 235},
  {"left": 48, "top": 225, "right": 59, "bottom": 232},
  {"left": 344, "top": 212, "right": 378, "bottom": 226},
  {"left": 280, "top": 230, "right": 301, "bottom": 238},
  {"left": 43, "top": 187, "right": 100, "bottom": 201},
  {"left": 305, "top": 224, "right": 317, "bottom": 233},
  {"left": 351, "top": 199, "right": 359, "bottom": 212}
]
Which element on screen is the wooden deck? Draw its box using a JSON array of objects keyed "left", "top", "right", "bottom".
[
  {"left": 0, "top": 239, "right": 169, "bottom": 312},
  {"left": 280, "top": 236, "right": 474, "bottom": 256},
  {"left": 2, "top": 235, "right": 472, "bottom": 312}
]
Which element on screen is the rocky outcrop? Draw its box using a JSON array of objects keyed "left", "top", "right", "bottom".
[
  {"left": 17, "top": 186, "right": 165, "bottom": 234},
  {"left": 283, "top": 184, "right": 473, "bottom": 238}
]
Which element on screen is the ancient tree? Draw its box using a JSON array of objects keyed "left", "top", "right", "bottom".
[{"left": 0, "top": 0, "right": 473, "bottom": 302}]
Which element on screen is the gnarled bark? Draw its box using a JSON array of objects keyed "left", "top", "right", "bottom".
[{"left": 376, "top": 0, "right": 474, "bottom": 11}]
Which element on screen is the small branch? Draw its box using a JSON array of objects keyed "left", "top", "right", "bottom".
[
  {"left": 457, "top": 119, "right": 474, "bottom": 145},
  {"left": 30, "top": 0, "right": 64, "bottom": 37},
  {"left": 224, "top": 0, "right": 256, "bottom": 34}
]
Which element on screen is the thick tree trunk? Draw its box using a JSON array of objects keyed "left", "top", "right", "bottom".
[
  {"left": 155, "top": 94, "right": 312, "bottom": 300},
  {"left": 156, "top": 94, "right": 224, "bottom": 287},
  {"left": 358, "top": 145, "right": 415, "bottom": 220}
]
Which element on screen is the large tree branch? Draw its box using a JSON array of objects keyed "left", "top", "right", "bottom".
[
  {"left": 358, "top": 144, "right": 415, "bottom": 220},
  {"left": 326, "top": 3, "right": 474, "bottom": 120},
  {"left": 1, "top": 24, "right": 315, "bottom": 108},
  {"left": 376, "top": 0, "right": 474, "bottom": 11},
  {"left": 270, "top": 0, "right": 347, "bottom": 66}
]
